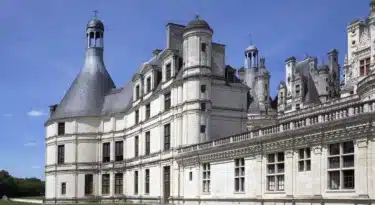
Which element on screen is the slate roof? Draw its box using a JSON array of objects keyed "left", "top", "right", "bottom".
[{"left": 50, "top": 48, "right": 116, "bottom": 120}]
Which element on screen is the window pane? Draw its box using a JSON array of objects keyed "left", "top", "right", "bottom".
[
  {"left": 342, "top": 141, "right": 354, "bottom": 154},
  {"left": 267, "top": 176, "right": 275, "bottom": 191},
  {"left": 328, "top": 157, "right": 340, "bottom": 169},
  {"left": 306, "top": 148, "right": 311, "bottom": 158},
  {"left": 328, "top": 171, "right": 340, "bottom": 189},
  {"left": 306, "top": 160, "right": 311, "bottom": 171},
  {"left": 267, "top": 164, "right": 275, "bottom": 174},
  {"left": 268, "top": 154, "right": 275, "bottom": 163},
  {"left": 329, "top": 143, "right": 340, "bottom": 155},
  {"left": 299, "top": 161, "right": 304, "bottom": 171},
  {"left": 277, "top": 163, "right": 284, "bottom": 173},
  {"left": 343, "top": 170, "right": 355, "bottom": 189},
  {"left": 277, "top": 152, "right": 284, "bottom": 162},
  {"left": 343, "top": 155, "right": 354, "bottom": 167},
  {"left": 277, "top": 175, "right": 284, "bottom": 191},
  {"left": 299, "top": 149, "right": 304, "bottom": 159},
  {"left": 235, "top": 178, "right": 239, "bottom": 191}
]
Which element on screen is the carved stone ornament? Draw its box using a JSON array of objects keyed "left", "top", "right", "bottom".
[{"left": 356, "top": 138, "right": 368, "bottom": 148}]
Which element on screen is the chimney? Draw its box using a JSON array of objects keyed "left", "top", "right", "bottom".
[
  {"left": 153, "top": 49, "right": 162, "bottom": 57},
  {"left": 49, "top": 104, "right": 58, "bottom": 116}
]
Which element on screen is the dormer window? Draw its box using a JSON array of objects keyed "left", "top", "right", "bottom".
[
  {"left": 135, "top": 85, "right": 140, "bottom": 100},
  {"left": 146, "top": 77, "right": 151, "bottom": 93},
  {"left": 201, "top": 43, "right": 207, "bottom": 52},
  {"left": 165, "top": 63, "right": 171, "bottom": 81}
]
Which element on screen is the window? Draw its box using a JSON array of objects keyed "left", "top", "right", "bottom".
[
  {"left": 201, "top": 43, "right": 207, "bottom": 52},
  {"left": 165, "top": 63, "right": 171, "bottom": 81},
  {"left": 146, "top": 77, "right": 151, "bottom": 93},
  {"left": 234, "top": 158, "right": 245, "bottom": 192},
  {"left": 61, "top": 182, "right": 66, "bottom": 195},
  {"left": 145, "top": 104, "right": 151, "bottom": 120},
  {"left": 267, "top": 152, "right": 285, "bottom": 191},
  {"left": 360, "top": 57, "right": 371, "bottom": 76},
  {"left": 84, "top": 174, "right": 93, "bottom": 195},
  {"left": 102, "top": 142, "right": 110, "bottom": 162},
  {"left": 145, "top": 131, "right": 150, "bottom": 155},
  {"left": 102, "top": 174, "right": 110, "bottom": 195},
  {"left": 115, "top": 173, "right": 123, "bottom": 195},
  {"left": 298, "top": 148, "right": 311, "bottom": 172},
  {"left": 164, "top": 92, "right": 171, "bottom": 110},
  {"left": 58, "top": 122, "right": 65, "bottom": 135},
  {"left": 134, "top": 136, "right": 139, "bottom": 157},
  {"left": 189, "top": 172, "right": 193, "bottom": 181},
  {"left": 135, "top": 85, "right": 140, "bottom": 100},
  {"left": 200, "top": 125, "right": 206, "bottom": 133},
  {"left": 145, "top": 169, "right": 150, "bottom": 194},
  {"left": 164, "top": 124, "right": 171, "bottom": 151},
  {"left": 201, "top": 103, "right": 206, "bottom": 111},
  {"left": 135, "top": 109, "right": 139, "bottom": 124},
  {"left": 200, "top": 85, "right": 206, "bottom": 93},
  {"left": 328, "top": 141, "right": 355, "bottom": 190},
  {"left": 115, "top": 141, "right": 123, "bottom": 161},
  {"left": 134, "top": 171, "right": 139, "bottom": 195},
  {"left": 57, "top": 145, "right": 65, "bottom": 164},
  {"left": 202, "top": 163, "right": 211, "bottom": 193}
]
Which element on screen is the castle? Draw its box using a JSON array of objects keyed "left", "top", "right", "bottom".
[{"left": 45, "top": 1, "right": 375, "bottom": 204}]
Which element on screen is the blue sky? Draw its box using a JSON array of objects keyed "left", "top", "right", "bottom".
[{"left": 0, "top": 0, "right": 369, "bottom": 179}]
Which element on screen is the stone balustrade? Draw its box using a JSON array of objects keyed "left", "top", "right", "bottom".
[{"left": 178, "top": 97, "right": 375, "bottom": 154}]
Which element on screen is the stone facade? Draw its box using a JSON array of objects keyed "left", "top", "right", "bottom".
[{"left": 45, "top": 1, "right": 375, "bottom": 205}]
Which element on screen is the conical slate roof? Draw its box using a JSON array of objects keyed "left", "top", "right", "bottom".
[{"left": 50, "top": 48, "right": 115, "bottom": 120}]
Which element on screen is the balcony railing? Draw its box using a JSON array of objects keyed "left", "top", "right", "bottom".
[{"left": 178, "top": 97, "right": 374, "bottom": 154}]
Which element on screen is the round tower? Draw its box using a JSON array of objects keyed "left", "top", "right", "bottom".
[{"left": 182, "top": 15, "right": 213, "bottom": 145}]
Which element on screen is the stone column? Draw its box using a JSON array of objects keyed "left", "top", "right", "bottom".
[
  {"left": 285, "top": 150, "right": 294, "bottom": 196},
  {"left": 312, "top": 145, "right": 322, "bottom": 196},
  {"left": 356, "top": 138, "right": 368, "bottom": 197}
]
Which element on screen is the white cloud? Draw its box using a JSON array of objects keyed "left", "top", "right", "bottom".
[
  {"left": 27, "top": 109, "right": 46, "bottom": 117},
  {"left": 31, "top": 166, "right": 40, "bottom": 169},
  {"left": 3, "top": 113, "right": 12, "bottom": 117},
  {"left": 24, "top": 141, "right": 37, "bottom": 147}
]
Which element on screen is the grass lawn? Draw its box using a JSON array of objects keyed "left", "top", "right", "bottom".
[
  {"left": 19, "top": 197, "right": 44, "bottom": 200},
  {"left": 0, "top": 201, "right": 35, "bottom": 205},
  {"left": 0, "top": 200, "right": 138, "bottom": 205}
]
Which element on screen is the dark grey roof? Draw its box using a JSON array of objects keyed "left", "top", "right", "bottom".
[
  {"left": 184, "top": 16, "right": 212, "bottom": 32},
  {"left": 101, "top": 81, "right": 133, "bottom": 115},
  {"left": 87, "top": 19, "right": 104, "bottom": 30},
  {"left": 294, "top": 57, "right": 320, "bottom": 104},
  {"left": 50, "top": 48, "right": 115, "bottom": 120}
]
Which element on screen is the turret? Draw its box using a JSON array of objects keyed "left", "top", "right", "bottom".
[
  {"left": 181, "top": 15, "right": 213, "bottom": 145},
  {"left": 244, "top": 45, "right": 258, "bottom": 89},
  {"left": 48, "top": 14, "right": 115, "bottom": 120}
]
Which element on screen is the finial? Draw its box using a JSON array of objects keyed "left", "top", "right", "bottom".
[
  {"left": 93, "top": 10, "right": 99, "bottom": 19},
  {"left": 195, "top": 13, "right": 200, "bottom": 20}
]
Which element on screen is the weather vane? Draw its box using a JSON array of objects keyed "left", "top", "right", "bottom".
[{"left": 93, "top": 10, "right": 99, "bottom": 19}]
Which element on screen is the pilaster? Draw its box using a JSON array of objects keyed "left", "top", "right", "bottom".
[
  {"left": 312, "top": 145, "right": 322, "bottom": 196},
  {"left": 285, "top": 150, "right": 294, "bottom": 196},
  {"left": 356, "top": 138, "right": 368, "bottom": 196},
  {"left": 255, "top": 154, "right": 262, "bottom": 197}
]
